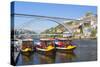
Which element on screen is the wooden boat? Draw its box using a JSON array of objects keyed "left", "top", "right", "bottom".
[
  {"left": 55, "top": 39, "right": 76, "bottom": 52},
  {"left": 21, "top": 48, "right": 33, "bottom": 52},
  {"left": 20, "top": 40, "right": 34, "bottom": 53},
  {"left": 35, "top": 38, "right": 55, "bottom": 55},
  {"left": 56, "top": 45, "right": 76, "bottom": 50}
]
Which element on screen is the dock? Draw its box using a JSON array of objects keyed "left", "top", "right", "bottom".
[{"left": 14, "top": 51, "right": 20, "bottom": 64}]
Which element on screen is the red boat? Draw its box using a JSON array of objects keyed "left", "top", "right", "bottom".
[{"left": 55, "top": 38, "right": 76, "bottom": 52}]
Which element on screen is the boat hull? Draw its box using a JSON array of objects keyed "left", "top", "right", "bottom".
[
  {"left": 56, "top": 46, "right": 76, "bottom": 53},
  {"left": 20, "top": 51, "right": 33, "bottom": 56},
  {"left": 36, "top": 48, "right": 55, "bottom": 56},
  {"left": 20, "top": 48, "right": 34, "bottom": 56}
]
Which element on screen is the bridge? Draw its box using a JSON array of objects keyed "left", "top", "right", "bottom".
[
  {"left": 11, "top": 13, "right": 89, "bottom": 41},
  {"left": 11, "top": 13, "right": 85, "bottom": 34}
]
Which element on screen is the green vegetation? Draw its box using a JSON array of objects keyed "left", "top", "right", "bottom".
[
  {"left": 67, "top": 21, "right": 74, "bottom": 25},
  {"left": 85, "top": 12, "right": 93, "bottom": 17},
  {"left": 91, "top": 29, "right": 97, "bottom": 37}
]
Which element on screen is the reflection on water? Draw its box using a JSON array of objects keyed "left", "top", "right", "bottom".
[
  {"left": 73, "top": 39, "right": 97, "bottom": 61},
  {"left": 17, "top": 52, "right": 75, "bottom": 65},
  {"left": 55, "top": 52, "right": 76, "bottom": 63},
  {"left": 16, "top": 39, "right": 97, "bottom": 66},
  {"left": 17, "top": 52, "right": 34, "bottom": 65},
  {"left": 37, "top": 53, "right": 55, "bottom": 64},
  {"left": 22, "top": 53, "right": 33, "bottom": 65}
]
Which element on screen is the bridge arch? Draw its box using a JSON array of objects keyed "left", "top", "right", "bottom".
[
  {"left": 14, "top": 14, "right": 73, "bottom": 35},
  {"left": 20, "top": 18, "right": 73, "bottom": 34}
]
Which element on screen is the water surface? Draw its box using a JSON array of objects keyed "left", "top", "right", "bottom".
[{"left": 16, "top": 39, "right": 97, "bottom": 65}]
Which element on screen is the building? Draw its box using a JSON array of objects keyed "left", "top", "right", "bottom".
[{"left": 63, "top": 31, "right": 72, "bottom": 37}]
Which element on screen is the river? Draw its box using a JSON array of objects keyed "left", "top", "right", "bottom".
[{"left": 16, "top": 39, "right": 97, "bottom": 66}]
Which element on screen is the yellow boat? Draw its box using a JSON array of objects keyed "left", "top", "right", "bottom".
[
  {"left": 56, "top": 45, "right": 76, "bottom": 50},
  {"left": 36, "top": 45, "right": 55, "bottom": 56},
  {"left": 36, "top": 45, "right": 55, "bottom": 52},
  {"left": 20, "top": 47, "right": 34, "bottom": 56},
  {"left": 35, "top": 39, "right": 55, "bottom": 55},
  {"left": 55, "top": 39, "right": 77, "bottom": 52},
  {"left": 21, "top": 48, "right": 32, "bottom": 52},
  {"left": 20, "top": 41, "right": 34, "bottom": 53},
  {"left": 56, "top": 45, "right": 76, "bottom": 53}
]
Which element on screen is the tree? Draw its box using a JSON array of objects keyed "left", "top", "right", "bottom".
[{"left": 85, "top": 12, "right": 93, "bottom": 17}]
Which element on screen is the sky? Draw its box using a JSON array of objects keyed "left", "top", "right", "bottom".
[{"left": 12, "top": 1, "right": 97, "bottom": 33}]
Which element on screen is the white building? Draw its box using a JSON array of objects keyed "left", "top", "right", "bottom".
[
  {"left": 83, "top": 27, "right": 91, "bottom": 37},
  {"left": 63, "top": 31, "right": 72, "bottom": 37}
]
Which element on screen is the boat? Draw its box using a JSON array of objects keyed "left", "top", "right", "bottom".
[
  {"left": 35, "top": 38, "right": 55, "bottom": 55},
  {"left": 20, "top": 40, "right": 34, "bottom": 53},
  {"left": 55, "top": 38, "right": 76, "bottom": 52}
]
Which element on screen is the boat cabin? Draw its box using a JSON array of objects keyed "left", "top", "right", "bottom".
[
  {"left": 21, "top": 41, "right": 34, "bottom": 51},
  {"left": 35, "top": 38, "right": 55, "bottom": 49},
  {"left": 55, "top": 38, "right": 72, "bottom": 47}
]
